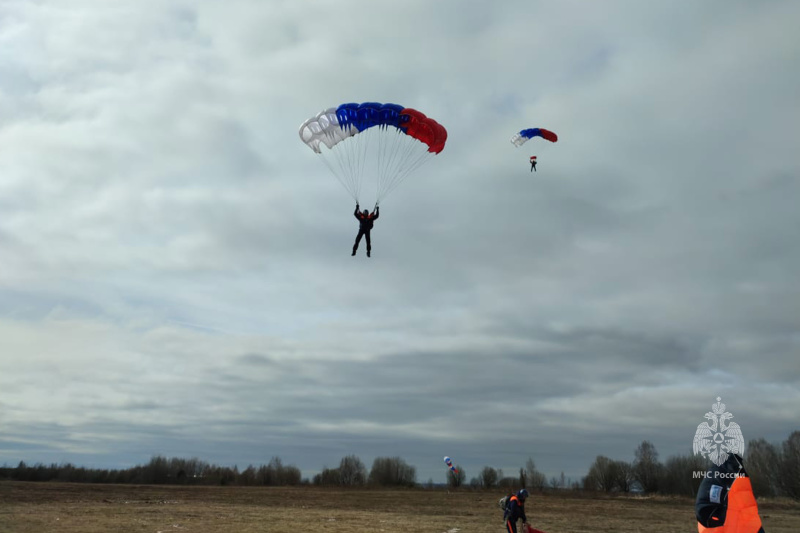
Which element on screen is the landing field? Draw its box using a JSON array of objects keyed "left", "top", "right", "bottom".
[{"left": 2, "top": 482, "right": 799, "bottom": 533}]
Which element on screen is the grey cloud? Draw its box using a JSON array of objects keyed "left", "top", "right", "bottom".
[{"left": 1, "top": 0, "right": 799, "bottom": 483}]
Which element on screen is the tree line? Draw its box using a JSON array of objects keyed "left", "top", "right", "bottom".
[
  {"left": 0, "top": 454, "right": 416, "bottom": 488},
  {"left": 2, "top": 431, "right": 798, "bottom": 499},
  {"left": 0, "top": 456, "right": 301, "bottom": 487},
  {"left": 581, "top": 431, "right": 800, "bottom": 499}
]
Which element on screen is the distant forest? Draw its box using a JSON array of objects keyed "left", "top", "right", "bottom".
[{"left": 2, "top": 431, "right": 798, "bottom": 500}]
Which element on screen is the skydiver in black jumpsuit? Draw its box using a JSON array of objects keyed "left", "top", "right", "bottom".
[{"left": 352, "top": 203, "right": 379, "bottom": 257}]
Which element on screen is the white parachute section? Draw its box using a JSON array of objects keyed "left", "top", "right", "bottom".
[{"left": 299, "top": 108, "right": 356, "bottom": 153}]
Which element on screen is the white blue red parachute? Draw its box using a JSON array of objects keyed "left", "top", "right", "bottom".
[
  {"left": 443, "top": 456, "right": 458, "bottom": 474},
  {"left": 512, "top": 128, "right": 557, "bottom": 172},
  {"left": 299, "top": 102, "right": 447, "bottom": 205},
  {"left": 510, "top": 128, "right": 558, "bottom": 147}
]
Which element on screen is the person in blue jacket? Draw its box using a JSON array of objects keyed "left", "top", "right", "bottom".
[{"left": 503, "top": 488, "right": 529, "bottom": 533}]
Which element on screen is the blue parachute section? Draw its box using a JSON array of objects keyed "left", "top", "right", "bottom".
[
  {"left": 518, "top": 128, "right": 558, "bottom": 143},
  {"left": 336, "top": 102, "right": 406, "bottom": 132}
]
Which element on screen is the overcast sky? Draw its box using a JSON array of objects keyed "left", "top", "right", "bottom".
[{"left": 1, "top": 0, "right": 799, "bottom": 484}]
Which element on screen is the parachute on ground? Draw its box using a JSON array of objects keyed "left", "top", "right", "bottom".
[{"left": 299, "top": 102, "right": 447, "bottom": 205}]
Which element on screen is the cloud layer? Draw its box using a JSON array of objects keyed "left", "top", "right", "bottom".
[{"left": 1, "top": 0, "right": 799, "bottom": 481}]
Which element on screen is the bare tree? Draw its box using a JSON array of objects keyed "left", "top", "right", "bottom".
[
  {"left": 239, "top": 465, "right": 257, "bottom": 486},
  {"left": 313, "top": 467, "right": 340, "bottom": 486},
  {"left": 659, "top": 454, "right": 706, "bottom": 497},
  {"left": 339, "top": 455, "right": 367, "bottom": 486},
  {"left": 583, "top": 456, "right": 629, "bottom": 492},
  {"left": 447, "top": 465, "right": 466, "bottom": 488},
  {"left": 633, "top": 440, "right": 662, "bottom": 493},
  {"left": 144, "top": 455, "right": 169, "bottom": 484},
  {"left": 746, "top": 438, "right": 780, "bottom": 497},
  {"left": 524, "top": 458, "right": 546, "bottom": 491},
  {"left": 612, "top": 460, "right": 634, "bottom": 493},
  {"left": 368, "top": 457, "right": 416, "bottom": 487},
  {"left": 498, "top": 476, "right": 518, "bottom": 489},
  {"left": 256, "top": 456, "right": 301, "bottom": 486},
  {"left": 480, "top": 466, "right": 499, "bottom": 489},
  {"left": 779, "top": 431, "right": 800, "bottom": 500}
]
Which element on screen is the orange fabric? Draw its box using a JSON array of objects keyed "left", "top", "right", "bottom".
[{"left": 697, "top": 477, "right": 763, "bottom": 533}]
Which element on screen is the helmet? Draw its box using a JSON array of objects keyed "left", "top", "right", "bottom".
[
  {"left": 362, "top": 210, "right": 369, "bottom": 215},
  {"left": 517, "top": 489, "right": 529, "bottom": 500}
]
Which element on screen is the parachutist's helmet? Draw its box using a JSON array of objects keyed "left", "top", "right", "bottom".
[
  {"left": 517, "top": 489, "right": 529, "bottom": 500},
  {"left": 363, "top": 210, "right": 369, "bottom": 216}
]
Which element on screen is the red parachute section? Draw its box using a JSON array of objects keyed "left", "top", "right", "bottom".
[
  {"left": 401, "top": 108, "right": 447, "bottom": 154},
  {"left": 536, "top": 128, "right": 558, "bottom": 143}
]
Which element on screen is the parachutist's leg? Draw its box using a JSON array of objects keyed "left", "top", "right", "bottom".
[
  {"left": 353, "top": 230, "right": 364, "bottom": 255},
  {"left": 365, "top": 231, "right": 372, "bottom": 257}
]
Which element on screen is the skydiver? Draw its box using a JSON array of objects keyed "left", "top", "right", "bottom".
[
  {"left": 529, "top": 156, "right": 537, "bottom": 172},
  {"left": 503, "top": 489, "right": 530, "bottom": 533},
  {"left": 352, "top": 203, "right": 379, "bottom": 257}
]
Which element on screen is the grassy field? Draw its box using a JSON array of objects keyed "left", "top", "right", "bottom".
[{"left": 1, "top": 481, "right": 799, "bottom": 533}]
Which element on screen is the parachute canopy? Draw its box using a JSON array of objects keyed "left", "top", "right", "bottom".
[
  {"left": 510, "top": 128, "right": 558, "bottom": 147},
  {"left": 299, "top": 102, "right": 447, "bottom": 204},
  {"left": 443, "top": 456, "right": 458, "bottom": 474}
]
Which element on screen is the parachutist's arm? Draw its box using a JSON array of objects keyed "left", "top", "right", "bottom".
[
  {"left": 515, "top": 501, "right": 527, "bottom": 524},
  {"left": 354, "top": 204, "right": 360, "bottom": 218},
  {"left": 373, "top": 206, "right": 379, "bottom": 220}
]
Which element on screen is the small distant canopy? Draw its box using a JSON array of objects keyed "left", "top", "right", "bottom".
[
  {"left": 510, "top": 128, "right": 558, "bottom": 147},
  {"left": 443, "top": 456, "right": 458, "bottom": 474}
]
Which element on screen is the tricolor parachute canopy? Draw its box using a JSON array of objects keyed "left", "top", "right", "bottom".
[
  {"left": 443, "top": 456, "right": 458, "bottom": 474},
  {"left": 510, "top": 128, "right": 558, "bottom": 147},
  {"left": 299, "top": 102, "right": 447, "bottom": 205}
]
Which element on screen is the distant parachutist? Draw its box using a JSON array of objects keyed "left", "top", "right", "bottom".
[{"left": 511, "top": 128, "right": 558, "bottom": 173}]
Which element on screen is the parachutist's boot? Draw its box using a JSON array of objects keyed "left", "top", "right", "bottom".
[
  {"left": 367, "top": 249, "right": 371, "bottom": 258},
  {"left": 351, "top": 249, "right": 356, "bottom": 256}
]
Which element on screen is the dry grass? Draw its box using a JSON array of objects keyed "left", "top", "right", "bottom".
[{"left": 1, "top": 482, "right": 799, "bottom": 533}]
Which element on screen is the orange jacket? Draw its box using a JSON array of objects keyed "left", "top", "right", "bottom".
[{"left": 698, "top": 476, "right": 763, "bottom": 533}]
